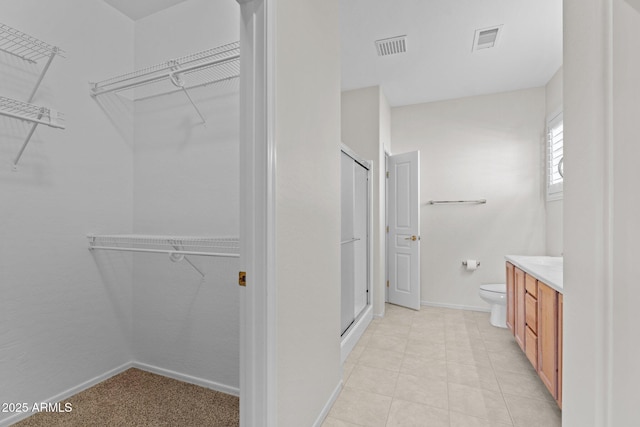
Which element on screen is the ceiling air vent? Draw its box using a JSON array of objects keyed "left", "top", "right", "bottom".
[
  {"left": 472, "top": 25, "right": 503, "bottom": 51},
  {"left": 375, "top": 35, "right": 407, "bottom": 57}
]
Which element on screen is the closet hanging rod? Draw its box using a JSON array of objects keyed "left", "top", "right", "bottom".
[
  {"left": 134, "top": 74, "right": 239, "bottom": 102},
  {"left": 426, "top": 199, "right": 487, "bottom": 205},
  {"left": 87, "top": 245, "right": 239, "bottom": 258},
  {"left": 87, "top": 234, "right": 239, "bottom": 258},
  {"left": 340, "top": 238, "right": 361, "bottom": 245}
]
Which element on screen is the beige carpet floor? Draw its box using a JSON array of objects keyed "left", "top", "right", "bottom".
[{"left": 13, "top": 368, "right": 239, "bottom": 427}]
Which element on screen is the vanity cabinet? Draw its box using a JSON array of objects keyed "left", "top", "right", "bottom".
[
  {"left": 506, "top": 263, "right": 515, "bottom": 332},
  {"left": 514, "top": 267, "right": 526, "bottom": 351},
  {"left": 524, "top": 278, "right": 538, "bottom": 369},
  {"left": 506, "top": 262, "right": 563, "bottom": 407},
  {"left": 557, "top": 293, "right": 563, "bottom": 408}
]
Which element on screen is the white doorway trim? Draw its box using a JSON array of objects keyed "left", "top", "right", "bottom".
[
  {"left": 237, "top": 0, "right": 277, "bottom": 425},
  {"left": 385, "top": 150, "right": 390, "bottom": 304}
]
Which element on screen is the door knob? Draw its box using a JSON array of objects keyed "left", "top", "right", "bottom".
[{"left": 405, "top": 235, "right": 418, "bottom": 241}]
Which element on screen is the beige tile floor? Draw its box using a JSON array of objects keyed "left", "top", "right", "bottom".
[{"left": 323, "top": 304, "right": 561, "bottom": 427}]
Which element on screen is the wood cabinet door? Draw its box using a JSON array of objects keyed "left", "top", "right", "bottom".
[
  {"left": 525, "top": 326, "right": 538, "bottom": 369},
  {"left": 525, "top": 273, "right": 538, "bottom": 298},
  {"left": 506, "top": 263, "right": 515, "bottom": 333},
  {"left": 525, "top": 293, "right": 538, "bottom": 334},
  {"left": 537, "top": 282, "right": 558, "bottom": 398},
  {"left": 514, "top": 267, "right": 526, "bottom": 351},
  {"left": 557, "top": 293, "right": 563, "bottom": 408}
]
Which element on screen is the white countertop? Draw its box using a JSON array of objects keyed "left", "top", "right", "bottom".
[{"left": 505, "top": 255, "right": 563, "bottom": 293}]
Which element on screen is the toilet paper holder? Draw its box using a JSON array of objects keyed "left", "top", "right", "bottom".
[{"left": 462, "top": 260, "right": 481, "bottom": 267}]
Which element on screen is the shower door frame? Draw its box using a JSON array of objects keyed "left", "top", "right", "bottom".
[{"left": 340, "top": 145, "right": 374, "bottom": 363}]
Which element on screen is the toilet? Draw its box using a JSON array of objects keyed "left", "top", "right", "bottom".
[{"left": 479, "top": 284, "right": 507, "bottom": 328}]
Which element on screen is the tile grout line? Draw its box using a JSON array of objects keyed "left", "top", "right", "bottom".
[
  {"left": 441, "top": 315, "right": 453, "bottom": 427},
  {"left": 373, "top": 311, "right": 406, "bottom": 427},
  {"left": 481, "top": 320, "right": 517, "bottom": 426}
]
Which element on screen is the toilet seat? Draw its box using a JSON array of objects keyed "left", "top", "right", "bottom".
[{"left": 480, "top": 283, "right": 506, "bottom": 293}]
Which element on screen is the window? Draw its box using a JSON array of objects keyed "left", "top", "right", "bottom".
[{"left": 547, "top": 111, "right": 563, "bottom": 200}]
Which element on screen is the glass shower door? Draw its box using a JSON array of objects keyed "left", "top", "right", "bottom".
[{"left": 341, "top": 151, "right": 369, "bottom": 336}]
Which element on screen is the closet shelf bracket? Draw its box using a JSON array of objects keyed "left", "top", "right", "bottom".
[
  {"left": 0, "top": 23, "right": 65, "bottom": 102},
  {"left": 168, "top": 242, "right": 205, "bottom": 278},
  {"left": 168, "top": 60, "right": 206, "bottom": 125},
  {"left": 0, "top": 96, "right": 65, "bottom": 170}
]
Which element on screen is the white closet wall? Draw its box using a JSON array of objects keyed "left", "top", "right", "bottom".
[
  {"left": 131, "top": 0, "right": 240, "bottom": 391},
  {"left": 0, "top": 1, "right": 134, "bottom": 424}
]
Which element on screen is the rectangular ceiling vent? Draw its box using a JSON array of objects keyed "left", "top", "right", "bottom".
[
  {"left": 473, "top": 25, "right": 503, "bottom": 51},
  {"left": 375, "top": 35, "right": 407, "bottom": 57}
]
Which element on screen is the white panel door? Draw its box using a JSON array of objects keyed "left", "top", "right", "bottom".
[{"left": 388, "top": 151, "right": 420, "bottom": 310}]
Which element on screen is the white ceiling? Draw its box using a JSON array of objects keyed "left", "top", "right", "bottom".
[
  {"left": 103, "top": 0, "right": 191, "bottom": 21},
  {"left": 340, "top": 0, "right": 563, "bottom": 107},
  {"left": 102, "top": 0, "right": 562, "bottom": 106}
]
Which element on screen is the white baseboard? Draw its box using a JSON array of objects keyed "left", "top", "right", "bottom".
[
  {"left": 421, "top": 300, "right": 491, "bottom": 312},
  {"left": 0, "top": 362, "right": 132, "bottom": 427},
  {"left": 312, "top": 379, "right": 343, "bottom": 427},
  {"left": 132, "top": 362, "right": 240, "bottom": 397},
  {"left": 340, "top": 305, "right": 373, "bottom": 364}
]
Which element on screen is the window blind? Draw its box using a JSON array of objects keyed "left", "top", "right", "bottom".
[{"left": 547, "top": 112, "right": 563, "bottom": 199}]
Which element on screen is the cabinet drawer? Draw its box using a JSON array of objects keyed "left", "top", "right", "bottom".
[
  {"left": 525, "top": 293, "right": 538, "bottom": 333},
  {"left": 525, "top": 326, "right": 538, "bottom": 369},
  {"left": 525, "top": 274, "right": 538, "bottom": 297}
]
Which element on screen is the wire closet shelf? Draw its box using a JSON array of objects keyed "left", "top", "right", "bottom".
[
  {"left": 0, "top": 95, "right": 64, "bottom": 128},
  {"left": 0, "top": 23, "right": 64, "bottom": 63},
  {"left": 0, "top": 95, "right": 65, "bottom": 168},
  {"left": 0, "top": 22, "right": 65, "bottom": 103},
  {"left": 90, "top": 41, "right": 240, "bottom": 101},
  {"left": 87, "top": 234, "right": 239, "bottom": 258}
]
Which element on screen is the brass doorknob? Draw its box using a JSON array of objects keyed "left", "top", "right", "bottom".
[{"left": 405, "top": 235, "right": 418, "bottom": 241}]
